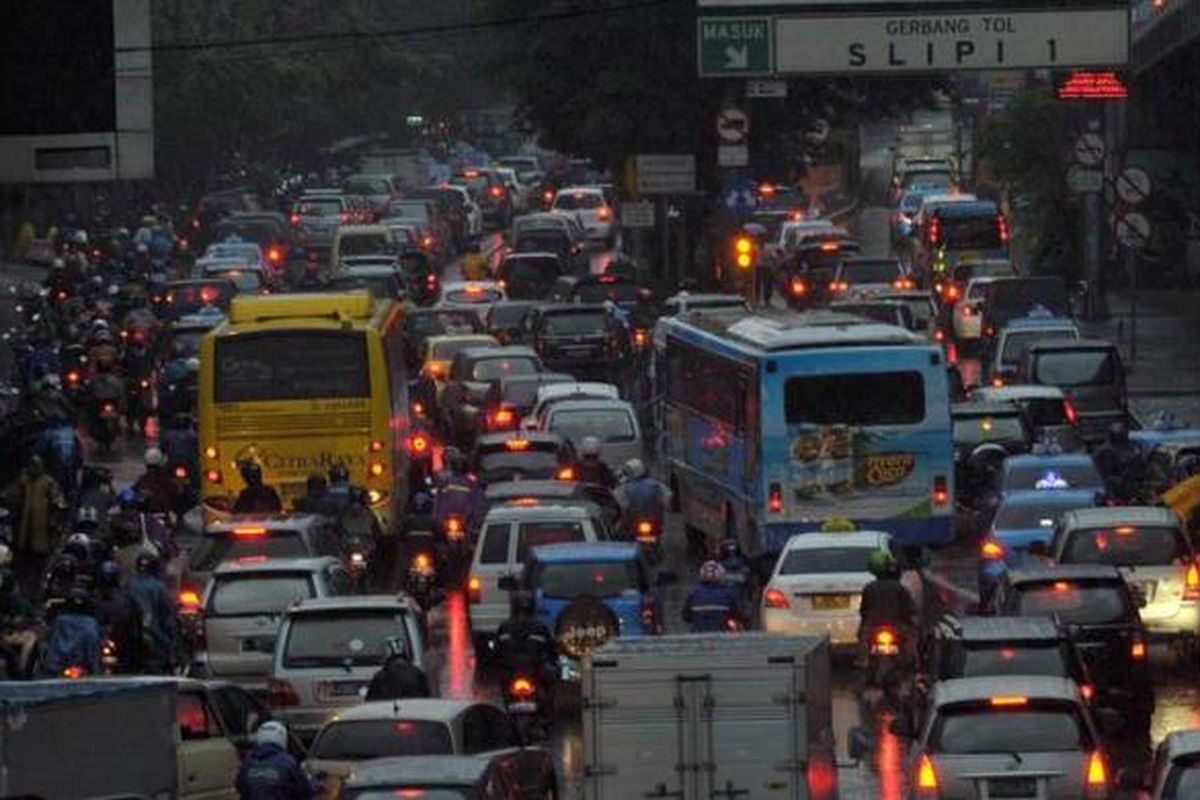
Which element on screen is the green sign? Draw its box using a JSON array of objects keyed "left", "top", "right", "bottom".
[{"left": 698, "top": 17, "right": 772, "bottom": 77}]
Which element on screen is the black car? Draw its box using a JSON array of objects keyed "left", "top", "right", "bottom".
[
  {"left": 547, "top": 274, "right": 641, "bottom": 307},
  {"left": 441, "top": 346, "right": 543, "bottom": 448},
  {"left": 469, "top": 431, "right": 576, "bottom": 484},
  {"left": 983, "top": 564, "right": 1154, "bottom": 727},
  {"left": 403, "top": 307, "right": 483, "bottom": 368},
  {"left": 478, "top": 372, "right": 574, "bottom": 435},
  {"left": 532, "top": 304, "right": 629, "bottom": 381},
  {"left": 774, "top": 230, "right": 860, "bottom": 307},
  {"left": 496, "top": 252, "right": 564, "bottom": 300}
]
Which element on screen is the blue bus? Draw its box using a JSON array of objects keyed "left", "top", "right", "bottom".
[{"left": 657, "top": 308, "right": 955, "bottom": 554}]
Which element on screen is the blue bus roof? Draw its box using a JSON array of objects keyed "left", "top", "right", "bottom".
[
  {"left": 529, "top": 541, "right": 640, "bottom": 563},
  {"left": 669, "top": 308, "right": 927, "bottom": 354}
]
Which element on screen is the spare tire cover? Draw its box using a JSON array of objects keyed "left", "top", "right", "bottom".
[{"left": 555, "top": 595, "right": 619, "bottom": 658}]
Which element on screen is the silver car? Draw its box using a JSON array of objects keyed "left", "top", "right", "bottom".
[
  {"left": 539, "top": 398, "right": 643, "bottom": 473},
  {"left": 895, "top": 675, "right": 1112, "bottom": 799},
  {"left": 269, "top": 594, "right": 428, "bottom": 740},
  {"left": 197, "top": 556, "right": 352, "bottom": 691}
]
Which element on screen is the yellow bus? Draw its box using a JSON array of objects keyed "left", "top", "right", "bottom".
[{"left": 198, "top": 291, "right": 409, "bottom": 529}]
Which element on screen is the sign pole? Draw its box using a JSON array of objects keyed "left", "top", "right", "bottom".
[
  {"left": 1128, "top": 246, "right": 1138, "bottom": 365},
  {"left": 659, "top": 198, "right": 671, "bottom": 288}
]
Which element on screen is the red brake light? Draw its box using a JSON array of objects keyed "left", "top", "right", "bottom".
[
  {"left": 490, "top": 408, "right": 516, "bottom": 429},
  {"left": 764, "top": 588, "right": 790, "bottom": 609},
  {"left": 408, "top": 433, "right": 430, "bottom": 454},
  {"left": 267, "top": 245, "right": 283, "bottom": 264},
  {"left": 1185, "top": 562, "right": 1200, "bottom": 601},
  {"left": 932, "top": 475, "right": 949, "bottom": 506},
  {"left": 928, "top": 216, "right": 941, "bottom": 246},
  {"left": 872, "top": 626, "right": 898, "bottom": 654},
  {"left": 997, "top": 214, "right": 1010, "bottom": 243},
  {"left": 597, "top": 206, "right": 612, "bottom": 221},
  {"left": 233, "top": 527, "right": 266, "bottom": 538},
  {"left": 205, "top": 469, "right": 222, "bottom": 484},
  {"left": 62, "top": 666, "right": 85, "bottom": 679},
  {"left": 946, "top": 284, "right": 960, "bottom": 300},
  {"left": 489, "top": 185, "right": 504, "bottom": 198},
  {"left": 178, "top": 589, "right": 202, "bottom": 612},
  {"left": 789, "top": 277, "right": 807, "bottom": 296},
  {"left": 1063, "top": 399, "right": 1079, "bottom": 425},
  {"left": 819, "top": 241, "right": 839, "bottom": 253},
  {"left": 174, "top": 465, "right": 188, "bottom": 480},
  {"left": 916, "top": 754, "right": 938, "bottom": 791},
  {"left": 289, "top": 213, "right": 300, "bottom": 225},
  {"left": 1080, "top": 683, "right": 1095, "bottom": 701},
  {"left": 768, "top": 483, "right": 783, "bottom": 513},
  {"left": 66, "top": 370, "right": 80, "bottom": 384},
  {"left": 1131, "top": 638, "right": 1147, "bottom": 660},
  {"left": 1086, "top": 750, "right": 1108, "bottom": 787},
  {"left": 267, "top": 678, "right": 300, "bottom": 707}
]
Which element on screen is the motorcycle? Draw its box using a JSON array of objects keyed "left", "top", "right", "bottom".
[
  {"left": 865, "top": 624, "right": 909, "bottom": 706},
  {"left": 502, "top": 672, "right": 550, "bottom": 741},
  {"left": 345, "top": 533, "right": 375, "bottom": 592},
  {"left": 403, "top": 528, "right": 444, "bottom": 611},
  {"left": 100, "top": 636, "right": 119, "bottom": 675},
  {"left": 89, "top": 398, "right": 122, "bottom": 452},
  {"left": 631, "top": 517, "right": 663, "bottom": 565},
  {"left": 125, "top": 374, "right": 155, "bottom": 435}
]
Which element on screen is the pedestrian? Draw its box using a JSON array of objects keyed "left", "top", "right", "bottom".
[{"left": 2, "top": 456, "right": 67, "bottom": 598}]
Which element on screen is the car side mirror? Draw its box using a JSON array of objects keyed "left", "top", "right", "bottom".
[
  {"left": 497, "top": 575, "right": 518, "bottom": 592},
  {"left": 848, "top": 726, "right": 874, "bottom": 761}
]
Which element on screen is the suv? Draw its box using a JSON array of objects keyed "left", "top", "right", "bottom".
[
  {"left": 983, "top": 564, "right": 1154, "bottom": 724},
  {"left": 971, "top": 385, "right": 1083, "bottom": 452},
  {"left": 290, "top": 193, "right": 355, "bottom": 261},
  {"left": 548, "top": 274, "right": 641, "bottom": 306},
  {"left": 1050, "top": 506, "right": 1198, "bottom": 643},
  {"left": 1023, "top": 339, "right": 1126, "bottom": 445},
  {"left": 532, "top": 304, "right": 629, "bottom": 380},
  {"left": 468, "top": 431, "right": 576, "bottom": 484},
  {"left": 196, "top": 556, "right": 352, "bottom": 690},
  {"left": 987, "top": 314, "right": 1079, "bottom": 385},
  {"left": 440, "top": 346, "right": 542, "bottom": 448},
  {"left": 496, "top": 252, "right": 563, "bottom": 300},
  {"left": 331, "top": 225, "right": 401, "bottom": 272},
  {"left": 269, "top": 595, "right": 427, "bottom": 740},
  {"left": 468, "top": 504, "right": 608, "bottom": 656}
]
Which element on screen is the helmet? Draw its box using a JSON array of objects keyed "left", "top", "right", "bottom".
[
  {"left": 63, "top": 533, "right": 92, "bottom": 563},
  {"left": 143, "top": 447, "right": 165, "bottom": 467},
  {"left": 240, "top": 460, "right": 263, "bottom": 485},
  {"left": 719, "top": 538, "right": 742, "bottom": 561},
  {"left": 98, "top": 560, "right": 122, "bottom": 588},
  {"left": 135, "top": 242, "right": 149, "bottom": 255},
  {"left": 581, "top": 436, "right": 602, "bottom": 458},
  {"left": 384, "top": 635, "right": 409, "bottom": 662},
  {"left": 328, "top": 463, "right": 349, "bottom": 484},
  {"left": 510, "top": 590, "right": 536, "bottom": 617},
  {"left": 117, "top": 487, "right": 140, "bottom": 509},
  {"left": 71, "top": 230, "right": 89, "bottom": 246},
  {"left": 1108, "top": 421, "right": 1129, "bottom": 445},
  {"left": 255, "top": 721, "right": 288, "bottom": 750},
  {"left": 412, "top": 492, "right": 433, "bottom": 515},
  {"left": 699, "top": 560, "right": 725, "bottom": 584},
  {"left": 622, "top": 458, "right": 647, "bottom": 480},
  {"left": 868, "top": 549, "right": 896, "bottom": 578},
  {"left": 38, "top": 374, "right": 61, "bottom": 392},
  {"left": 184, "top": 357, "right": 200, "bottom": 374},
  {"left": 135, "top": 550, "right": 161, "bottom": 576},
  {"left": 51, "top": 258, "right": 65, "bottom": 270},
  {"left": 820, "top": 517, "right": 857, "bottom": 533}
]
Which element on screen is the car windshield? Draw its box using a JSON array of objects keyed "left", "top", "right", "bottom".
[
  {"left": 930, "top": 704, "right": 1086, "bottom": 754},
  {"left": 386, "top": 201, "right": 429, "bottom": 221},
  {"left": 190, "top": 531, "right": 306, "bottom": 572},
  {"left": 283, "top": 611, "right": 409, "bottom": 667},
  {"left": 957, "top": 644, "right": 1069, "bottom": 679},
  {"left": 310, "top": 720, "right": 453, "bottom": 760},
  {"left": 1001, "top": 329, "right": 1077, "bottom": 366},
  {"left": 842, "top": 261, "right": 901, "bottom": 283},
  {"left": 1004, "top": 462, "right": 1102, "bottom": 491},
  {"left": 1016, "top": 581, "right": 1133, "bottom": 626},
  {"left": 516, "top": 232, "right": 569, "bottom": 253},
  {"left": 779, "top": 546, "right": 874, "bottom": 575},
  {"left": 574, "top": 281, "right": 639, "bottom": 305},
  {"left": 953, "top": 414, "right": 1026, "bottom": 446},
  {"left": 1022, "top": 398, "right": 1070, "bottom": 427},
  {"left": 471, "top": 357, "right": 538, "bottom": 381},
  {"left": 904, "top": 172, "right": 952, "bottom": 190},
  {"left": 993, "top": 502, "right": 1071, "bottom": 530},
  {"left": 548, "top": 408, "right": 635, "bottom": 443},
  {"left": 1061, "top": 526, "right": 1187, "bottom": 567},
  {"left": 541, "top": 312, "right": 606, "bottom": 336},
  {"left": 429, "top": 338, "right": 496, "bottom": 363},
  {"left": 536, "top": 560, "right": 639, "bottom": 598},
  {"left": 516, "top": 521, "right": 587, "bottom": 560},
  {"left": 488, "top": 305, "right": 534, "bottom": 329},
  {"left": 333, "top": 275, "right": 395, "bottom": 299},
  {"left": 209, "top": 574, "right": 314, "bottom": 616},
  {"left": 408, "top": 311, "right": 479, "bottom": 340},
  {"left": 1033, "top": 349, "right": 1118, "bottom": 387},
  {"left": 500, "top": 259, "right": 559, "bottom": 298},
  {"left": 340, "top": 234, "right": 391, "bottom": 256},
  {"left": 554, "top": 192, "right": 603, "bottom": 210},
  {"left": 939, "top": 213, "right": 1002, "bottom": 249}
]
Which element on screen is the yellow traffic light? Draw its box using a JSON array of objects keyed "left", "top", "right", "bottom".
[{"left": 734, "top": 235, "right": 754, "bottom": 270}]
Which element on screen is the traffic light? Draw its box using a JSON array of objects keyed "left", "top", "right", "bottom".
[{"left": 734, "top": 234, "right": 755, "bottom": 270}]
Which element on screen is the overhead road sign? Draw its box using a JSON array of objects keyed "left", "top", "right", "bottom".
[
  {"left": 698, "top": 17, "right": 772, "bottom": 76},
  {"left": 773, "top": 9, "right": 1129, "bottom": 74},
  {"left": 635, "top": 154, "right": 696, "bottom": 194}
]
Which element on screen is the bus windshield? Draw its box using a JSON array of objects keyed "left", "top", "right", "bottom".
[
  {"left": 214, "top": 330, "right": 369, "bottom": 402},
  {"left": 785, "top": 372, "right": 925, "bottom": 426}
]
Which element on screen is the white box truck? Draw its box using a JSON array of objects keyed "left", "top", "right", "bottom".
[{"left": 581, "top": 634, "right": 837, "bottom": 800}]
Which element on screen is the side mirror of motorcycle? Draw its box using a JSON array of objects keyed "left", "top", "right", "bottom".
[
  {"left": 655, "top": 571, "right": 678, "bottom": 587},
  {"left": 497, "top": 575, "right": 519, "bottom": 592}
]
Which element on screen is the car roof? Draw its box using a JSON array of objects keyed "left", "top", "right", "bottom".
[
  {"left": 337, "top": 224, "right": 391, "bottom": 236},
  {"left": 205, "top": 514, "right": 324, "bottom": 534},
  {"left": 285, "top": 594, "right": 418, "bottom": 614},
  {"left": 782, "top": 531, "right": 891, "bottom": 551},
  {"left": 337, "top": 265, "right": 399, "bottom": 279},
  {"left": 1160, "top": 729, "right": 1200, "bottom": 761},
  {"left": 1059, "top": 505, "right": 1180, "bottom": 529},
  {"left": 485, "top": 480, "right": 583, "bottom": 500},
  {"left": 973, "top": 385, "right": 1066, "bottom": 402},
  {"left": 536, "top": 381, "right": 619, "bottom": 401},
  {"left": 1007, "top": 564, "right": 1125, "bottom": 584},
  {"left": 212, "top": 556, "right": 340, "bottom": 576},
  {"left": 1025, "top": 338, "right": 1116, "bottom": 353},
  {"left": 329, "top": 698, "right": 476, "bottom": 723},
  {"left": 945, "top": 615, "right": 1064, "bottom": 643},
  {"left": 1000, "top": 316, "right": 1078, "bottom": 332},
  {"left": 543, "top": 398, "right": 636, "bottom": 416},
  {"left": 475, "top": 430, "right": 562, "bottom": 447},
  {"left": 529, "top": 541, "right": 640, "bottom": 562},
  {"left": 455, "top": 345, "right": 537, "bottom": 362},
  {"left": 484, "top": 503, "right": 594, "bottom": 522},
  {"left": 931, "top": 675, "right": 1081, "bottom": 707},
  {"left": 344, "top": 755, "right": 491, "bottom": 788},
  {"left": 442, "top": 280, "right": 503, "bottom": 292},
  {"left": 664, "top": 292, "right": 746, "bottom": 306}
]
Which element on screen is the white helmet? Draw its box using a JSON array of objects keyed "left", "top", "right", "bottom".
[
  {"left": 255, "top": 720, "right": 288, "bottom": 749},
  {"left": 71, "top": 230, "right": 89, "bottom": 246},
  {"left": 581, "top": 436, "right": 602, "bottom": 457},
  {"left": 0, "top": 543, "right": 11, "bottom": 568},
  {"left": 623, "top": 458, "right": 646, "bottom": 480},
  {"left": 144, "top": 447, "right": 166, "bottom": 467}
]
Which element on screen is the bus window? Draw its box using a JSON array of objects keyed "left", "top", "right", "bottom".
[
  {"left": 785, "top": 372, "right": 925, "bottom": 426},
  {"left": 214, "top": 331, "right": 369, "bottom": 403}
]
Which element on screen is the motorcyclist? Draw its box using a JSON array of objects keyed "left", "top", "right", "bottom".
[
  {"left": 495, "top": 590, "right": 558, "bottom": 687},
  {"left": 364, "top": 636, "right": 432, "bottom": 700},
  {"left": 39, "top": 584, "right": 101, "bottom": 677},
  {"left": 236, "top": 721, "right": 315, "bottom": 800},
  {"left": 133, "top": 447, "right": 179, "bottom": 515},
  {"left": 460, "top": 240, "right": 488, "bottom": 281},
  {"left": 92, "top": 560, "right": 143, "bottom": 674},
  {"left": 432, "top": 448, "right": 484, "bottom": 535},
  {"left": 858, "top": 549, "right": 917, "bottom": 666},
  {"left": 161, "top": 413, "right": 199, "bottom": 476},
  {"left": 614, "top": 458, "right": 669, "bottom": 541},
  {"left": 292, "top": 474, "right": 340, "bottom": 518},
  {"left": 628, "top": 287, "right": 658, "bottom": 333},
  {"left": 577, "top": 436, "right": 616, "bottom": 490},
  {"left": 85, "top": 358, "right": 125, "bottom": 428},
  {"left": 42, "top": 553, "right": 80, "bottom": 613},
  {"left": 1093, "top": 420, "right": 1141, "bottom": 502},
  {"left": 397, "top": 491, "right": 442, "bottom": 588},
  {"left": 129, "top": 551, "right": 178, "bottom": 673},
  {"left": 0, "top": 559, "right": 38, "bottom": 678},
  {"left": 717, "top": 538, "right": 752, "bottom": 584},
  {"left": 233, "top": 460, "right": 282, "bottom": 515},
  {"left": 682, "top": 561, "right": 743, "bottom": 633}
]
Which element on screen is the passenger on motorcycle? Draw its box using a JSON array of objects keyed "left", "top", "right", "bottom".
[
  {"left": 614, "top": 458, "right": 669, "bottom": 541},
  {"left": 39, "top": 584, "right": 101, "bottom": 677},
  {"left": 495, "top": 590, "right": 559, "bottom": 687},
  {"left": 577, "top": 436, "right": 616, "bottom": 490},
  {"left": 858, "top": 549, "right": 916, "bottom": 665},
  {"left": 236, "top": 721, "right": 315, "bottom": 800},
  {"left": 129, "top": 551, "right": 178, "bottom": 673},
  {"left": 86, "top": 359, "right": 125, "bottom": 421},
  {"left": 134, "top": 447, "right": 179, "bottom": 515},
  {"left": 364, "top": 636, "right": 431, "bottom": 701},
  {"left": 93, "top": 560, "right": 142, "bottom": 674},
  {"left": 233, "top": 460, "right": 283, "bottom": 515},
  {"left": 161, "top": 413, "right": 199, "bottom": 471},
  {"left": 682, "top": 561, "right": 744, "bottom": 633}
]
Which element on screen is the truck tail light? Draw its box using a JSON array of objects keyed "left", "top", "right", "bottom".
[
  {"left": 932, "top": 475, "right": 949, "bottom": 506},
  {"left": 1064, "top": 399, "right": 1079, "bottom": 426},
  {"left": 768, "top": 483, "right": 783, "bottom": 513}
]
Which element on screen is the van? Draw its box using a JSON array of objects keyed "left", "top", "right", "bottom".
[
  {"left": 467, "top": 503, "right": 607, "bottom": 655},
  {"left": 917, "top": 199, "right": 1008, "bottom": 282},
  {"left": 1023, "top": 339, "right": 1126, "bottom": 445},
  {"left": 978, "top": 277, "right": 1070, "bottom": 346}
]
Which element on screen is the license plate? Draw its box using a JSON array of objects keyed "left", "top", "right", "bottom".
[
  {"left": 240, "top": 637, "right": 275, "bottom": 653},
  {"left": 988, "top": 777, "right": 1036, "bottom": 798},
  {"left": 810, "top": 594, "right": 852, "bottom": 610},
  {"left": 327, "top": 682, "right": 365, "bottom": 698},
  {"left": 508, "top": 701, "right": 538, "bottom": 713}
]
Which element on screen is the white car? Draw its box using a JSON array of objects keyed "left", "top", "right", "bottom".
[
  {"left": 761, "top": 530, "right": 892, "bottom": 647},
  {"left": 522, "top": 381, "right": 621, "bottom": 430},
  {"left": 540, "top": 397, "right": 643, "bottom": 473},
  {"left": 491, "top": 166, "right": 530, "bottom": 214},
  {"left": 437, "top": 280, "right": 508, "bottom": 321},
  {"left": 952, "top": 276, "right": 1001, "bottom": 342},
  {"left": 551, "top": 186, "right": 616, "bottom": 245}
]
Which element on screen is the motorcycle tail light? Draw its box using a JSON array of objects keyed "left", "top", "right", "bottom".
[
  {"left": 509, "top": 676, "right": 535, "bottom": 698},
  {"left": 1186, "top": 562, "right": 1200, "bottom": 601},
  {"left": 871, "top": 627, "right": 899, "bottom": 656},
  {"left": 62, "top": 666, "right": 85, "bottom": 679},
  {"left": 174, "top": 465, "right": 188, "bottom": 480},
  {"left": 764, "top": 588, "right": 790, "bottom": 609},
  {"left": 635, "top": 520, "right": 656, "bottom": 542},
  {"left": 445, "top": 517, "right": 465, "bottom": 540}
]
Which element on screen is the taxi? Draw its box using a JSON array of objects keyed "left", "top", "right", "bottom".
[
  {"left": 419, "top": 333, "right": 499, "bottom": 386},
  {"left": 996, "top": 450, "right": 1105, "bottom": 496},
  {"left": 761, "top": 530, "right": 891, "bottom": 648},
  {"left": 437, "top": 280, "right": 507, "bottom": 321}
]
